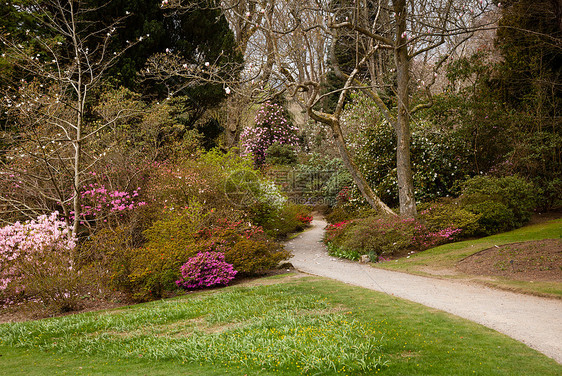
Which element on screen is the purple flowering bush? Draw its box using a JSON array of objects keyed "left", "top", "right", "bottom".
[
  {"left": 176, "top": 252, "right": 237, "bottom": 289},
  {"left": 240, "top": 101, "right": 299, "bottom": 167}
]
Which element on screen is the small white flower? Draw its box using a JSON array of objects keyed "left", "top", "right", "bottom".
[
  {"left": 224, "top": 87, "right": 231, "bottom": 95},
  {"left": 204, "top": 62, "right": 210, "bottom": 67}
]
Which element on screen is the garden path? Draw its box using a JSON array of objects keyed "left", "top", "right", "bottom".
[{"left": 286, "top": 218, "right": 562, "bottom": 364}]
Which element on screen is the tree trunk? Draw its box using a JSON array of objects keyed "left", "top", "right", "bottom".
[{"left": 394, "top": 0, "right": 417, "bottom": 217}]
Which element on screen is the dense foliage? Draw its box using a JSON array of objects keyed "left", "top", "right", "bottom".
[
  {"left": 0, "top": 0, "right": 559, "bottom": 317},
  {"left": 324, "top": 175, "right": 539, "bottom": 260},
  {"left": 325, "top": 215, "right": 461, "bottom": 261}
]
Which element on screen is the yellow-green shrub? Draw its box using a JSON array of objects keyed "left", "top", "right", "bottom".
[
  {"left": 124, "top": 205, "right": 289, "bottom": 301},
  {"left": 418, "top": 199, "right": 481, "bottom": 237},
  {"left": 224, "top": 238, "right": 290, "bottom": 276}
]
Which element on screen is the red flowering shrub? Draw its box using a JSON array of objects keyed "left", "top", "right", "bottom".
[
  {"left": 296, "top": 214, "right": 313, "bottom": 225},
  {"left": 324, "top": 220, "right": 352, "bottom": 243}
]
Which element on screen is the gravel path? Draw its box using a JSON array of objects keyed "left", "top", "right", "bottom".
[{"left": 286, "top": 218, "right": 562, "bottom": 364}]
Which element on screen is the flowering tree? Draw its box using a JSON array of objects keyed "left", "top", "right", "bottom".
[
  {"left": 0, "top": 0, "right": 143, "bottom": 234},
  {"left": 240, "top": 101, "right": 299, "bottom": 167}
]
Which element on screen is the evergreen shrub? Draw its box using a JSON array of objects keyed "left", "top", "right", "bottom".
[
  {"left": 418, "top": 199, "right": 481, "bottom": 237},
  {"left": 324, "top": 216, "right": 461, "bottom": 261},
  {"left": 460, "top": 175, "right": 537, "bottom": 234}
]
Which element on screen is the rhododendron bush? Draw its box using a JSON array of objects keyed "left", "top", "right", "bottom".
[
  {"left": 0, "top": 212, "right": 79, "bottom": 310},
  {"left": 124, "top": 206, "right": 289, "bottom": 301},
  {"left": 240, "top": 101, "right": 299, "bottom": 167}
]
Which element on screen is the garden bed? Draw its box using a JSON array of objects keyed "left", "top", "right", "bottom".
[{"left": 457, "top": 239, "right": 562, "bottom": 282}]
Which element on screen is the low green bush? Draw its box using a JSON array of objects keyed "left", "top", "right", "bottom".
[
  {"left": 418, "top": 199, "right": 481, "bottom": 237},
  {"left": 265, "top": 143, "right": 298, "bottom": 166},
  {"left": 325, "top": 205, "right": 378, "bottom": 224},
  {"left": 462, "top": 200, "right": 515, "bottom": 235},
  {"left": 460, "top": 175, "right": 537, "bottom": 235},
  {"left": 225, "top": 238, "right": 290, "bottom": 276},
  {"left": 248, "top": 202, "right": 313, "bottom": 239},
  {"left": 325, "top": 207, "right": 356, "bottom": 224},
  {"left": 341, "top": 217, "right": 415, "bottom": 258}
]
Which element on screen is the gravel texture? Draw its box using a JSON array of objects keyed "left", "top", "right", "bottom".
[{"left": 287, "top": 218, "right": 562, "bottom": 364}]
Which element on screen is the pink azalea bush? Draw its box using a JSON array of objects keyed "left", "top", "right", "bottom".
[
  {"left": 0, "top": 212, "right": 78, "bottom": 309},
  {"left": 176, "top": 251, "right": 237, "bottom": 289},
  {"left": 77, "top": 183, "right": 147, "bottom": 227}
]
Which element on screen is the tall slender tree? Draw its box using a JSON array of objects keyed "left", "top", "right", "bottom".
[{"left": 0, "top": 0, "right": 140, "bottom": 232}]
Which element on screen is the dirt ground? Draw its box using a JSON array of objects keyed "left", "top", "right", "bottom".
[{"left": 457, "top": 239, "right": 562, "bottom": 282}]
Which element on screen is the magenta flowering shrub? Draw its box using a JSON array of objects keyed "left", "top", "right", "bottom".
[
  {"left": 176, "top": 252, "right": 237, "bottom": 289},
  {"left": 0, "top": 212, "right": 79, "bottom": 309},
  {"left": 240, "top": 101, "right": 299, "bottom": 167},
  {"left": 77, "top": 183, "right": 147, "bottom": 227}
]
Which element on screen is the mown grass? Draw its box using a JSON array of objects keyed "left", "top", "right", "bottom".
[
  {"left": 1, "top": 276, "right": 560, "bottom": 375},
  {"left": 375, "top": 219, "right": 562, "bottom": 297}
]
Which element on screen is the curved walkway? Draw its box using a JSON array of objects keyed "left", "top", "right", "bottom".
[{"left": 286, "top": 218, "right": 562, "bottom": 364}]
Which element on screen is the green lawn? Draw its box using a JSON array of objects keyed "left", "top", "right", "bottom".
[
  {"left": 1, "top": 275, "right": 560, "bottom": 375},
  {"left": 374, "top": 219, "right": 562, "bottom": 298}
]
